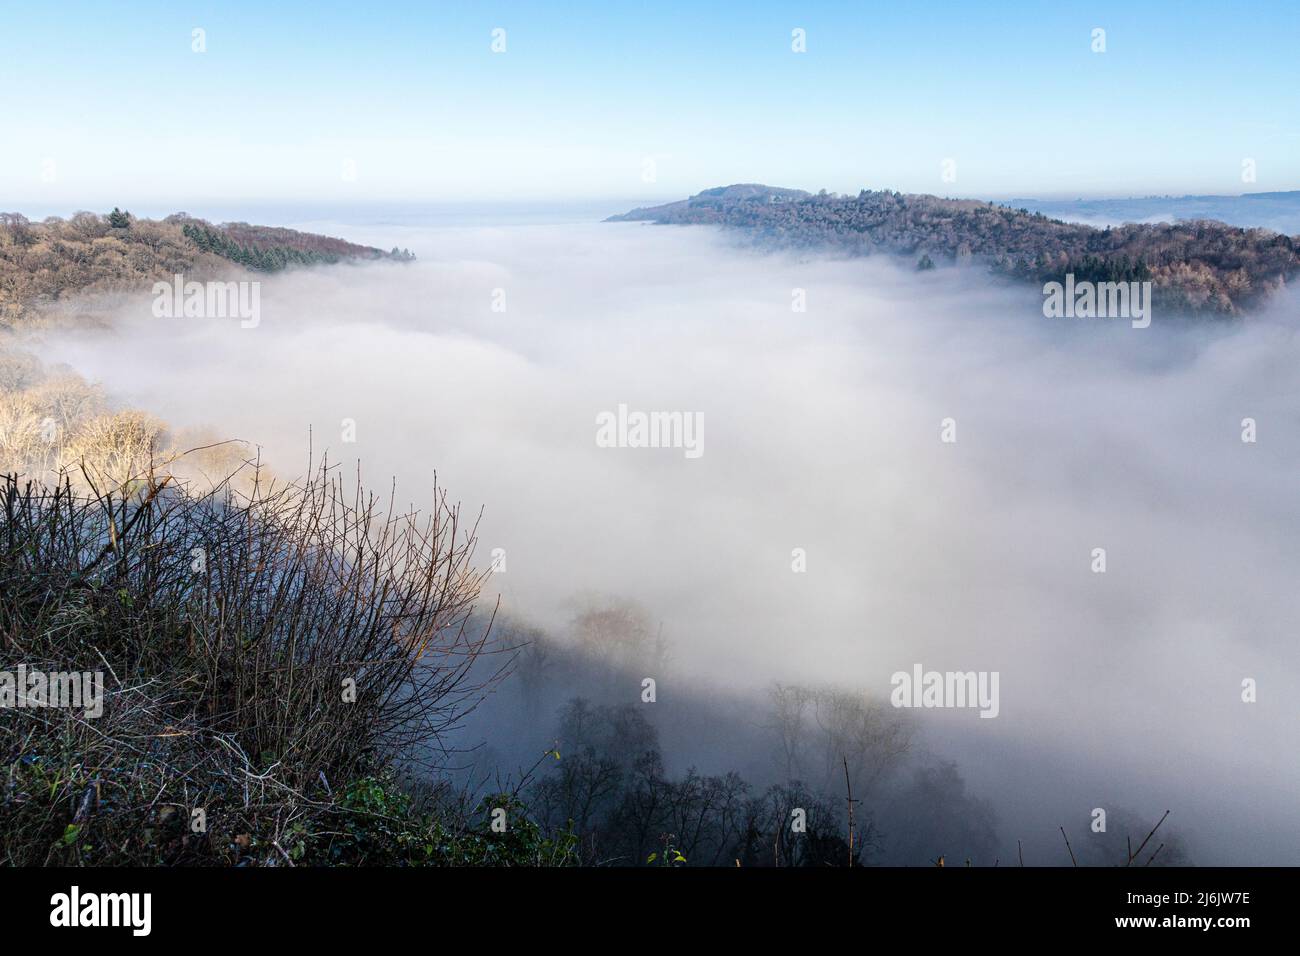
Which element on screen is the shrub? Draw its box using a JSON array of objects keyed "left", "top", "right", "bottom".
[{"left": 0, "top": 458, "right": 508, "bottom": 865}]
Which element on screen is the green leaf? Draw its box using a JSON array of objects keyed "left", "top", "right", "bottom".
[
  {"left": 62, "top": 824, "right": 80, "bottom": 845},
  {"left": 646, "top": 852, "right": 657, "bottom": 863}
]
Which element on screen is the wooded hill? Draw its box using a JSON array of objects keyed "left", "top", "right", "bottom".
[
  {"left": 0, "top": 209, "right": 413, "bottom": 329},
  {"left": 610, "top": 185, "right": 1300, "bottom": 315}
]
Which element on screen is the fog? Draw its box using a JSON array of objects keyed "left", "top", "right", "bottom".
[{"left": 30, "top": 219, "right": 1300, "bottom": 864}]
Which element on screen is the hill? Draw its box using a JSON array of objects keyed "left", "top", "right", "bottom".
[
  {"left": 609, "top": 185, "right": 1300, "bottom": 315},
  {"left": 0, "top": 209, "right": 413, "bottom": 329},
  {"left": 1008, "top": 190, "right": 1300, "bottom": 235}
]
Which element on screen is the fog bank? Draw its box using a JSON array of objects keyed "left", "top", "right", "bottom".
[{"left": 31, "top": 220, "right": 1300, "bottom": 863}]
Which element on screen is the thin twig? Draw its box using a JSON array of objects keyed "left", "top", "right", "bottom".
[
  {"left": 842, "top": 756, "right": 857, "bottom": 868},
  {"left": 1059, "top": 826, "right": 1077, "bottom": 867},
  {"left": 1128, "top": 810, "right": 1170, "bottom": 866}
]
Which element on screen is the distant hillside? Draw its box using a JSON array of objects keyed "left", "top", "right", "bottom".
[
  {"left": 610, "top": 186, "right": 1300, "bottom": 315},
  {"left": 0, "top": 209, "right": 413, "bottom": 329},
  {"left": 180, "top": 218, "right": 414, "bottom": 273},
  {"left": 1008, "top": 191, "right": 1300, "bottom": 235},
  {"left": 614, "top": 183, "right": 813, "bottom": 221}
]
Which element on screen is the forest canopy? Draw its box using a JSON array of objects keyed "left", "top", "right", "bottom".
[
  {"left": 610, "top": 184, "right": 1300, "bottom": 315},
  {"left": 0, "top": 209, "right": 413, "bottom": 329}
]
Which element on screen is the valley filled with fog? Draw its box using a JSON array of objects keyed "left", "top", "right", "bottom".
[{"left": 28, "top": 216, "right": 1300, "bottom": 864}]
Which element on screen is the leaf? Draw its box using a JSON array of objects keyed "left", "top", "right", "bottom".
[
  {"left": 646, "top": 852, "right": 657, "bottom": 863},
  {"left": 62, "top": 824, "right": 80, "bottom": 845}
]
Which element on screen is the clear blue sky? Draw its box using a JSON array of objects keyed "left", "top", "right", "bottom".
[{"left": 1, "top": 0, "right": 1296, "bottom": 208}]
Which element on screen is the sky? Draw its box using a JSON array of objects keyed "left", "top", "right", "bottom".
[{"left": 1, "top": 0, "right": 1298, "bottom": 209}]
